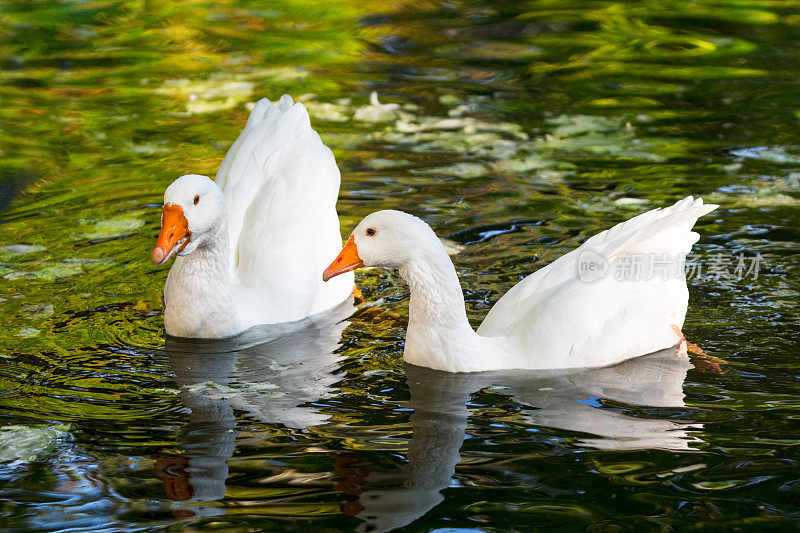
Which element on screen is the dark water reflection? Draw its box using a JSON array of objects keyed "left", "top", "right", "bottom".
[
  {"left": 162, "top": 310, "right": 699, "bottom": 533},
  {"left": 354, "top": 348, "right": 697, "bottom": 533},
  {"left": 159, "top": 301, "right": 352, "bottom": 515},
  {"left": 1, "top": 0, "right": 800, "bottom": 530}
]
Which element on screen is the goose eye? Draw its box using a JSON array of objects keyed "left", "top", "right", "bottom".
[
  {"left": 366, "top": 227, "right": 376, "bottom": 237},
  {"left": 193, "top": 195, "right": 200, "bottom": 205}
]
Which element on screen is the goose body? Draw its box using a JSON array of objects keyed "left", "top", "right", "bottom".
[
  {"left": 324, "top": 197, "right": 717, "bottom": 372},
  {"left": 152, "top": 95, "right": 354, "bottom": 338}
]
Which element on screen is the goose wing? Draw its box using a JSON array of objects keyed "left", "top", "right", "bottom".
[
  {"left": 215, "top": 96, "right": 353, "bottom": 325},
  {"left": 477, "top": 197, "right": 717, "bottom": 367}
]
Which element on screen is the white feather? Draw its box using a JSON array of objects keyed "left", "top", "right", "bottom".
[
  {"left": 160, "top": 96, "right": 354, "bottom": 338},
  {"left": 346, "top": 197, "right": 717, "bottom": 371},
  {"left": 476, "top": 197, "right": 717, "bottom": 369}
]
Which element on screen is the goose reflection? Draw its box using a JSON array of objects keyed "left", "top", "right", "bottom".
[
  {"left": 350, "top": 347, "right": 701, "bottom": 533},
  {"left": 156, "top": 301, "right": 353, "bottom": 507}
]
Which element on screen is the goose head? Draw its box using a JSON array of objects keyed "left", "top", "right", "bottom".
[
  {"left": 151, "top": 174, "right": 227, "bottom": 266},
  {"left": 323, "top": 210, "right": 440, "bottom": 280}
]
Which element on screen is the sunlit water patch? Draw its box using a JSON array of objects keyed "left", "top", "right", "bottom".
[{"left": 1, "top": 0, "right": 800, "bottom": 530}]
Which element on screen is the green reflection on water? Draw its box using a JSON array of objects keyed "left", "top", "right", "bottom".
[{"left": 1, "top": 0, "right": 800, "bottom": 531}]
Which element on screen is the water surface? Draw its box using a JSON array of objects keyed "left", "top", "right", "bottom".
[{"left": 1, "top": 0, "right": 799, "bottom": 530}]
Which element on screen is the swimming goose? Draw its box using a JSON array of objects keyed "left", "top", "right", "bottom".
[
  {"left": 323, "top": 197, "right": 716, "bottom": 372},
  {"left": 151, "top": 95, "right": 354, "bottom": 338}
]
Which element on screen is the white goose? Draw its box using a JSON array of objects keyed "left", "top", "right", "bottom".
[
  {"left": 151, "top": 95, "right": 354, "bottom": 338},
  {"left": 323, "top": 197, "right": 717, "bottom": 372}
]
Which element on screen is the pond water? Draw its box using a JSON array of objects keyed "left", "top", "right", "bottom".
[{"left": 1, "top": 0, "right": 799, "bottom": 530}]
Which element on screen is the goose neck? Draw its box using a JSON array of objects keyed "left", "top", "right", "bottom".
[
  {"left": 186, "top": 225, "right": 230, "bottom": 277},
  {"left": 164, "top": 220, "right": 241, "bottom": 338},
  {"left": 401, "top": 251, "right": 469, "bottom": 327}
]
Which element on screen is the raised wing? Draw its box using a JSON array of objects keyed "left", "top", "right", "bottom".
[
  {"left": 215, "top": 96, "right": 353, "bottom": 326},
  {"left": 477, "top": 197, "right": 717, "bottom": 366}
]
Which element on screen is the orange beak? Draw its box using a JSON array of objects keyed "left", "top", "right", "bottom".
[
  {"left": 323, "top": 236, "right": 363, "bottom": 281},
  {"left": 151, "top": 204, "right": 191, "bottom": 266}
]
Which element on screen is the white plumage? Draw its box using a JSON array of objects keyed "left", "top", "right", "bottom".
[
  {"left": 325, "top": 197, "right": 717, "bottom": 372},
  {"left": 154, "top": 96, "right": 354, "bottom": 338},
  {"left": 477, "top": 196, "right": 717, "bottom": 369}
]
